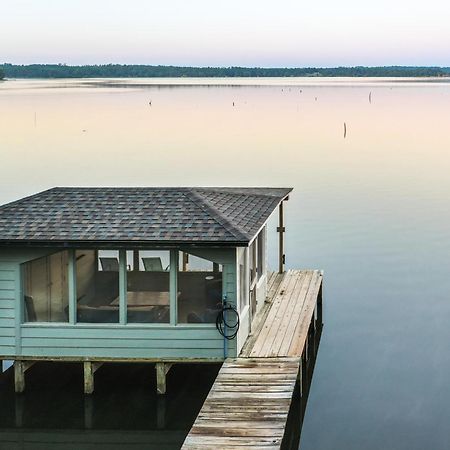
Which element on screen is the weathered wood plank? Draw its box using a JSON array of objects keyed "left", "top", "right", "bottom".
[
  {"left": 247, "top": 272, "right": 298, "bottom": 357},
  {"left": 184, "top": 436, "right": 282, "bottom": 447},
  {"left": 258, "top": 271, "right": 301, "bottom": 356},
  {"left": 181, "top": 357, "right": 300, "bottom": 449},
  {"left": 276, "top": 271, "right": 314, "bottom": 356},
  {"left": 288, "top": 271, "right": 323, "bottom": 357},
  {"left": 266, "top": 273, "right": 284, "bottom": 304},
  {"left": 266, "top": 271, "right": 308, "bottom": 357},
  {"left": 182, "top": 270, "right": 323, "bottom": 450},
  {"left": 243, "top": 270, "right": 321, "bottom": 359},
  {"left": 239, "top": 273, "right": 287, "bottom": 357}
]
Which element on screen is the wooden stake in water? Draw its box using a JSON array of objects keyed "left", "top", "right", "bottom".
[
  {"left": 369, "top": 92, "right": 372, "bottom": 104},
  {"left": 344, "top": 122, "right": 347, "bottom": 138}
]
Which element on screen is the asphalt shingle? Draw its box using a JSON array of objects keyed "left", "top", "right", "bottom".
[{"left": 0, "top": 187, "right": 292, "bottom": 246}]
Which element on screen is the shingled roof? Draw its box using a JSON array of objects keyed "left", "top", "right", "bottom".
[{"left": 0, "top": 187, "right": 292, "bottom": 247}]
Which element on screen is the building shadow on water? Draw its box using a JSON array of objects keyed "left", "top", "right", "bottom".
[
  {"left": 0, "top": 361, "right": 220, "bottom": 450},
  {"left": 0, "top": 324, "right": 321, "bottom": 450}
]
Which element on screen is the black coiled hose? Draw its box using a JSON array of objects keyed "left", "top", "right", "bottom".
[{"left": 216, "top": 302, "right": 240, "bottom": 340}]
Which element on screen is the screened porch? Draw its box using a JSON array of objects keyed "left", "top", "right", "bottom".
[{"left": 22, "top": 249, "right": 226, "bottom": 326}]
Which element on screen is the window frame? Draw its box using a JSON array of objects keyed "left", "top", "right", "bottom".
[
  {"left": 21, "top": 250, "right": 70, "bottom": 324},
  {"left": 22, "top": 247, "right": 228, "bottom": 328}
]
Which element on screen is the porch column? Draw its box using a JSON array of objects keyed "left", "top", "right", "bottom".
[
  {"left": 68, "top": 249, "right": 77, "bottom": 325},
  {"left": 119, "top": 250, "right": 127, "bottom": 325},
  {"left": 278, "top": 201, "right": 286, "bottom": 273},
  {"left": 169, "top": 250, "right": 178, "bottom": 325}
]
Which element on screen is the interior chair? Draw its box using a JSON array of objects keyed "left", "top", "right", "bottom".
[
  {"left": 100, "top": 257, "right": 119, "bottom": 271},
  {"left": 24, "top": 295, "right": 37, "bottom": 322},
  {"left": 142, "top": 257, "right": 165, "bottom": 271}
]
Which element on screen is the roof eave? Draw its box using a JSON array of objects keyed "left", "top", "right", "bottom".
[{"left": 0, "top": 239, "right": 250, "bottom": 249}]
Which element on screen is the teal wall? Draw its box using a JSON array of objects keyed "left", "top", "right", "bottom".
[
  {"left": 0, "top": 249, "right": 53, "bottom": 358},
  {"left": 0, "top": 261, "right": 16, "bottom": 357},
  {"left": 0, "top": 247, "right": 238, "bottom": 361}
]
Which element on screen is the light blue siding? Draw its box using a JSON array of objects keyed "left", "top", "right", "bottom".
[
  {"left": 0, "top": 262, "right": 17, "bottom": 355},
  {"left": 221, "top": 260, "right": 238, "bottom": 357},
  {"left": 20, "top": 347, "right": 224, "bottom": 360},
  {"left": 0, "top": 308, "right": 14, "bottom": 318},
  {"left": 20, "top": 324, "right": 226, "bottom": 359},
  {"left": 0, "top": 270, "right": 14, "bottom": 280},
  {"left": 0, "top": 247, "right": 239, "bottom": 361}
]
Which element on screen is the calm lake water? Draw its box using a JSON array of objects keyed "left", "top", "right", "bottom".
[{"left": 1, "top": 77, "right": 450, "bottom": 449}]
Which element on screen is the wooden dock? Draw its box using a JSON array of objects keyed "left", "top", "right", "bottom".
[{"left": 182, "top": 269, "right": 323, "bottom": 449}]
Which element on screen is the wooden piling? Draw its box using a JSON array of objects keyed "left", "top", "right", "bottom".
[
  {"left": 14, "top": 361, "right": 34, "bottom": 393},
  {"left": 83, "top": 361, "right": 103, "bottom": 395},
  {"left": 156, "top": 362, "right": 173, "bottom": 395}
]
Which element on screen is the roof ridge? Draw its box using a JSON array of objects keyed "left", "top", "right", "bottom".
[
  {"left": 185, "top": 189, "right": 250, "bottom": 241},
  {"left": 193, "top": 187, "right": 292, "bottom": 199}
]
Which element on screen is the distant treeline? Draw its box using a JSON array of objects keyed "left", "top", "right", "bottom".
[{"left": 1, "top": 64, "right": 450, "bottom": 78}]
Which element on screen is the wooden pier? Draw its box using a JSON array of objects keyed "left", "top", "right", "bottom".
[{"left": 182, "top": 269, "right": 323, "bottom": 449}]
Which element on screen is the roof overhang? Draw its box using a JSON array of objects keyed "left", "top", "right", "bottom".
[{"left": 0, "top": 239, "right": 250, "bottom": 249}]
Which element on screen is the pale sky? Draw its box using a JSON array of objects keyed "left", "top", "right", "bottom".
[{"left": 1, "top": 0, "right": 449, "bottom": 67}]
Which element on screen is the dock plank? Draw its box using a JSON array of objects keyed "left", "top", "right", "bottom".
[
  {"left": 182, "top": 270, "right": 323, "bottom": 450},
  {"left": 288, "top": 271, "right": 323, "bottom": 357},
  {"left": 277, "top": 272, "right": 314, "bottom": 356},
  {"left": 244, "top": 270, "right": 322, "bottom": 359},
  {"left": 247, "top": 272, "right": 297, "bottom": 357},
  {"left": 182, "top": 357, "right": 299, "bottom": 449},
  {"left": 267, "top": 271, "right": 308, "bottom": 357}
]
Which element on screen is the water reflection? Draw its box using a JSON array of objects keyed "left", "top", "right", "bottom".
[{"left": 0, "top": 363, "right": 219, "bottom": 450}]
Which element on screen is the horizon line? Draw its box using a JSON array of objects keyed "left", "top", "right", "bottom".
[{"left": 2, "top": 63, "right": 450, "bottom": 69}]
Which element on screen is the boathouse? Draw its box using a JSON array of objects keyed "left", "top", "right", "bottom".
[{"left": 0, "top": 187, "right": 292, "bottom": 393}]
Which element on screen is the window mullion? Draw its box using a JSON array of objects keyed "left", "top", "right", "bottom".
[
  {"left": 68, "top": 249, "right": 76, "bottom": 324},
  {"left": 170, "top": 250, "right": 178, "bottom": 325},
  {"left": 119, "top": 249, "right": 127, "bottom": 325}
]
